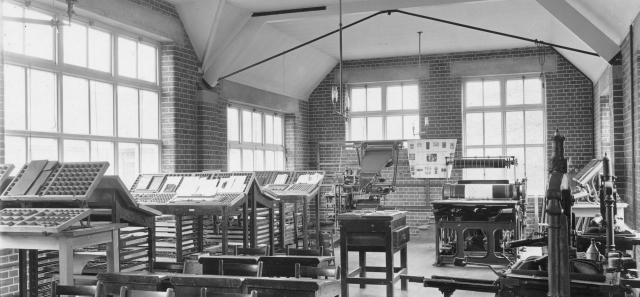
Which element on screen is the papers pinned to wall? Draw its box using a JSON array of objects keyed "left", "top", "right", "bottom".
[{"left": 407, "top": 139, "right": 457, "bottom": 179}]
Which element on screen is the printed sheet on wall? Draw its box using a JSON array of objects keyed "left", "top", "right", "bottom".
[{"left": 407, "top": 139, "right": 457, "bottom": 178}]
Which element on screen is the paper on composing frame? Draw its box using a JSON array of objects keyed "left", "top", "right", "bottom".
[
  {"left": 274, "top": 174, "right": 288, "bottom": 184},
  {"left": 196, "top": 178, "right": 219, "bottom": 196},
  {"left": 217, "top": 178, "right": 235, "bottom": 193},
  {"left": 230, "top": 175, "right": 247, "bottom": 192},
  {"left": 295, "top": 174, "right": 310, "bottom": 184},
  {"left": 407, "top": 139, "right": 457, "bottom": 179},
  {"left": 176, "top": 176, "right": 200, "bottom": 195},
  {"left": 161, "top": 176, "right": 183, "bottom": 192}
]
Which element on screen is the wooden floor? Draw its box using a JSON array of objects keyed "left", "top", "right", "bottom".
[{"left": 334, "top": 232, "right": 499, "bottom": 297}]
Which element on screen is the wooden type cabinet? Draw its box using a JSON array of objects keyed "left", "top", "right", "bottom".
[{"left": 338, "top": 212, "right": 409, "bottom": 297}]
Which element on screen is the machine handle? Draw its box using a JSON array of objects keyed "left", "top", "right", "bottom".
[{"left": 504, "top": 236, "right": 548, "bottom": 249}]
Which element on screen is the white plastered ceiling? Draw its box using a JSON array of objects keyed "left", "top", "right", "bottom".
[{"left": 169, "top": 0, "right": 640, "bottom": 100}]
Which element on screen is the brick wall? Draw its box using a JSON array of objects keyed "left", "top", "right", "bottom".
[
  {"left": 285, "top": 101, "right": 311, "bottom": 170},
  {"left": 196, "top": 85, "right": 228, "bottom": 172},
  {"left": 307, "top": 47, "right": 594, "bottom": 234},
  {"left": 160, "top": 27, "right": 201, "bottom": 173}
]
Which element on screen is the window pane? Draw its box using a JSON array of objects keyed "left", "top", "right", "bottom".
[
  {"left": 117, "top": 86, "right": 139, "bottom": 138},
  {"left": 64, "top": 140, "right": 90, "bottom": 162},
  {"left": 526, "top": 147, "right": 545, "bottom": 195},
  {"left": 484, "top": 112, "right": 502, "bottom": 145},
  {"left": 351, "top": 88, "right": 366, "bottom": 112},
  {"left": 366, "top": 87, "right": 381, "bottom": 111},
  {"left": 484, "top": 147, "right": 504, "bottom": 179},
  {"left": 5, "top": 65, "right": 26, "bottom": 130},
  {"left": 118, "top": 37, "right": 137, "bottom": 78},
  {"left": 465, "top": 113, "right": 483, "bottom": 145},
  {"left": 506, "top": 147, "right": 525, "bottom": 181},
  {"left": 265, "top": 150, "right": 275, "bottom": 170},
  {"left": 274, "top": 116, "right": 283, "bottom": 145},
  {"left": 140, "top": 91, "right": 159, "bottom": 139},
  {"left": 242, "top": 149, "right": 254, "bottom": 171},
  {"left": 24, "top": 10, "right": 54, "bottom": 60},
  {"left": 386, "top": 116, "right": 402, "bottom": 141},
  {"left": 138, "top": 43, "right": 157, "bottom": 83},
  {"left": 63, "top": 76, "right": 89, "bottom": 134},
  {"left": 254, "top": 150, "right": 264, "bottom": 171},
  {"left": 31, "top": 138, "right": 58, "bottom": 160},
  {"left": 276, "top": 151, "right": 284, "bottom": 170},
  {"left": 525, "top": 110, "right": 544, "bottom": 144},
  {"left": 242, "top": 110, "right": 252, "bottom": 142},
  {"left": 229, "top": 149, "right": 241, "bottom": 172},
  {"left": 64, "top": 23, "right": 87, "bottom": 67},
  {"left": 30, "top": 69, "right": 57, "bottom": 132},
  {"left": 91, "top": 141, "right": 115, "bottom": 175},
  {"left": 367, "top": 117, "right": 383, "bottom": 140},
  {"left": 506, "top": 111, "right": 524, "bottom": 144},
  {"left": 90, "top": 81, "right": 114, "bottom": 136},
  {"left": 89, "top": 28, "right": 111, "bottom": 72},
  {"left": 6, "top": 136, "right": 26, "bottom": 167},
  {"left": 404, "top": 115, "right": 419, "bottom": 140},
  {"left": 350, "top": 118, "right": 365, "bottom": 141},
  {"left": 228, "top": 108, "right": 239, "bottom": 142},
  {"left": 466, "top": 81, "right": 482, "bottom": 107},
  {"left": 483, "top": 80, "right": 500, "bottom": 106},
  {"left": 252, "top": 112, "right": 262, "bottom": 143},
  {"left": 3, "top": 2, "right": 24, "bottom": 54},
  {"left": 265, "top": 115, "right": 274, "bottom": 144},
  {"left": 141, "top": 143, "right": 159, "bottom": 173},
  {"left": 403, "top": 85, "right": 419, "bottom": 110},
  {"left": 118, "top": 142, "right": 139, "bottom": 188},
  {"left": 506, "top": 79, "right": 523, "bottom": 105},
  {"left": 524, "top": 78, "right": 542, "bottom": 104},
  {"left": 465, "top": 148, "right": 484, "bottom": 179},
  {"left": 386, "top": 86, "right": 402, "bottom": 111}
]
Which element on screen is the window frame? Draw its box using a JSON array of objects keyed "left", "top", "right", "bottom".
[
  {"left": 346, "top": 81, "right": 420, "bottom": 141},
  {"left": 227, "top": 104, "right": 286, "bottom": 171},
  {"left": 462, "top": 75, "right": 547, "bottom": 193},
  {"left": 3, "top": 0, "right": 162, "bottom": 182}
]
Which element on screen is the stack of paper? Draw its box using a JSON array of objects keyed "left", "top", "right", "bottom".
[{"left": 274, "top": 174, "right": 288, "bottom": 184}]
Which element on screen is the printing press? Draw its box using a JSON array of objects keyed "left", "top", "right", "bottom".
[
  {"left": 402, "top": 129, "right": 640, "bottom": 296},
  {"left": 330, "top": 140, "right": 410, "bottom": 297},
  {"left": 432, "top": 155, "right": 527, "bottom": 265}
]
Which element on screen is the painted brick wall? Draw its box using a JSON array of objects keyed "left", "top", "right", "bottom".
[
  {"left": 308, "top": 47, "right": 594, "bottom": 234},
  {"left": 285, "top": 101, "right": 311, "bottom": 170}
]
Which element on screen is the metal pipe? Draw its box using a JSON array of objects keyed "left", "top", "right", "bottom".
[
  {"left": 218, "top": 10, "right": 600, "bottom": 82},
  {"left": 339, "top": 0, "right": 343, "bottom": 118},
  {"left": 630, "top": 24, "right": 637, "bottom": 254},
  {"left": 602, "top": 153, "right": 616, "bottom": 253}
]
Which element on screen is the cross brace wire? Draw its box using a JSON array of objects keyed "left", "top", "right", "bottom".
[{"left": 217, "top": 9, "right": 600, "bottom": 82}]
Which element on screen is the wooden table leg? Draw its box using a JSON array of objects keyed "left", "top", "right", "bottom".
[
  {"left": 385, "top": 227, "right": 394, "bottom": 297},
  {"left": 401, "top": 245, "right": 408, "bottom": 290},
  {"left": 18, "top": 250, "right": 28, "bottom": 297},
  {"left": 222, "top": 208, "right": 229, "bottom": 255},
  {"left": 106, "top": 229, "right": 121, "bottom": 272},
  {"left": 359, "top": 251, "right": 366, "bottom": 289},
  {"left": 315, "top": 192, "right": 320, "bottom": 249},
  {"left": 340, "top": 226, "right": 348, "bottom": 297},
  {"left": 302, "top": 198, "right": 309, "bottom": 249},
  {"left": 59, "top": 238, "right": 74, "bottom": 286}
]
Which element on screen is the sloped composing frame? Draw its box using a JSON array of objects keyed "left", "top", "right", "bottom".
[
  {"left": 0, "top": 208, "right": 91, "bottom": 233},
  {"left": 1, "top": 162, "right": 109, "bottom": 201},
  {"left": 257, "top": 171, "right": 326, "bottom": 199}
]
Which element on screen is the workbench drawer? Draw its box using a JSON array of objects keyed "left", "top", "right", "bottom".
[{"left": 393, "top": 226, "right": 410, "bottom": 249}]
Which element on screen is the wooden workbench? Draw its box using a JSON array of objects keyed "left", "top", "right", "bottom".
[
  {"left": 338, "top": 211, "right": 410, "bottom": 297},
  {"left": 1, "top": 223, "right": 126, "bottom": 296}
]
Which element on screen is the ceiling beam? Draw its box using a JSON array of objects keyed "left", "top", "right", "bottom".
[
  {"left": 259, "top": 0, "right": 502, "bottom": 23},
  {"left": 535, "top": 0, "right": 619, "bottom": 63}
]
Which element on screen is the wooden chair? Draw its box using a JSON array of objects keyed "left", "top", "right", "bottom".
[
  {"left": 151, "top": 259, "right": 184, "bottom": 273},
  {"left": 119, "top": 286, "right": 175, "bottom": 297},
  {"left": 51, "top": 281, "right": 104, "bottom": 297},
  {"left": 294, "top": 263, "right": 340, "bottom": 280},
  {"left": 183, "top": 259, "right": 203, "bottom": 275},
  {"left": 286, "top": 246, "right": 323, "bottom": 256},
  {"left": 217, "top": 260, "right": 263, "bottom": 277},
  {"left": 200, "top": 288, "right": 258, "bottom": 297},
  {"left": 232, "top": 244, "right": 270, "bottom": 256}
]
